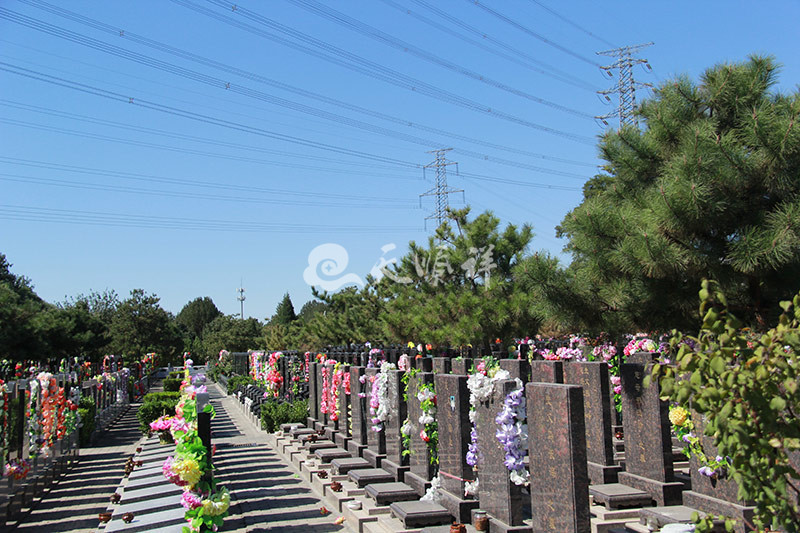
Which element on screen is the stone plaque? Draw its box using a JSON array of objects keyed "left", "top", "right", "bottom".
[
  {"left": 435, "top": 374, "right": 473, "bottom": 497},
  {"left": 527, "top": 382, "right": 590, "bottom": 533},
  {"left": 530, "top": 360, "right": 563, "bottom": 383}
]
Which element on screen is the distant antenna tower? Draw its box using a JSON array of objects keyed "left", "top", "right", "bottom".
[
  {"left": 596, "top": 42, "right": 653, "bottom": 129},
  {"left": 236, "top": 283, "right": 246, "bottom": 319},
  {"left": 419, "top": 148, "right": 463, "bottom": 230}
]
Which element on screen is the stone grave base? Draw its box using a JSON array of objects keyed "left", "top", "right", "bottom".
[
  {"left": 587, "top": 461, "right": 622, "bottom": 485},
  {"left": 347, "top": 440, "right": 368, "bottom": 458},
  {"left": 589, "top": 483, "right": 653, "bottom": 509},
  {"left": 404, "top": 471, "right": 432, "bottom": 497},
  {"left": 682, "top": 491, "right": 755, "bottom": 533},
  {"left": 334, "top": 433, "right": 351, "bottom": 449},
  {"left": 332, "top": 457, "right": 371, "bottom": 475},
  {"left": 381, "top": 458, "right": 410, "bottom": 482},
  {"left": 390, "top": 500, "right": 452, "bottom": 529},
  {"left": 618, "top": 472, "right": 685, "bottom": 507},
  {"left": 437, "top": 489, "right": 480, "bottom": 524},
  {"left": 365, "top": 482, "right": 419, "bottom": 505},
  {"left": 349, "top": 468, "right": 396, "bottom": 488},
  {"left": 638, "top": 504, "right": 698, "bottom": 530},
  {"left": 364, "top": 449, "right": 387, "bottom": 468}
]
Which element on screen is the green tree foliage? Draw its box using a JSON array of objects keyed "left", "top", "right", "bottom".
[
  {"left": 198, "top": 315, "right": 263, "bottom": 360},
  {"left": 63, "top": 289, "right": 120, "bottom": 324},
  {"left": 271, "top": 292, "right": 297, "bottom": 325},
  {"left": 651, "top": 280, "right": 800, "bottom": 531},
  {"left": 558, "top": 56, "right": 800, "bottom": 332},
  {"left": 303, "top": 285, "right": 385, "bottom": 347},
  {"left": 176, "top": 296, "right": 222, "bottom": 357},
  {"left": 378, "top": 207, "right": 537, "bottom": 347},
  {"left": 109, "top": 289, "right": 182, "bottom": 365}
]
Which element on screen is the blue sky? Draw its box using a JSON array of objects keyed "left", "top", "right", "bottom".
[{"left": 1, "top": 0, "right": 799, "bottom": 320}]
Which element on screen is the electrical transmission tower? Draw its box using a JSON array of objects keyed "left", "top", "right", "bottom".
[
  {"left": 419, "top": 148, "right": 462, "bottom": 230},
  {"left": 596, "top": 42, "right": 653, "bottom": 129},
  {"left": 236, "top": 284, "right": 246, "bottom": 319}
]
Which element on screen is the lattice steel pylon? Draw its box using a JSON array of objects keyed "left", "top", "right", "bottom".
[
  {"left": 596, "top": 42, "right": 653, "bottom": 129},
  {"left": 420, "top": 148, "right": 462, "bottom": 230}
]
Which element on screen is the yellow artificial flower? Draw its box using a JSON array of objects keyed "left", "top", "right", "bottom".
[
  {"left": 669, "top": 406, "right": 689, "bottom": 427},
  {"left": 172, "top": 458, "right": 202, "bottom": 488}
]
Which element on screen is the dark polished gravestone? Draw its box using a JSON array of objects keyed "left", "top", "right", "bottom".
[
  {"left": 499, "top": 358, "right": 531, "bottom": 383},
  {"left": 432, "top": 357, "right": 451, "bottom": 374},
  {"left": 529, "top": 360, "right": 564, "bottom": 383},
  {"left": 347, "top": 366, "right": 368, "bottom": 458},
  {"left": 594, "top": 358, "right": 684, "bottom": 507},
  {"left": 381, "top": 369, "right": 410, "bottom": 482},
  {"left": 527, "top": 382, "right": 591, "bottom": 533},
  {"left": 415, "top": 357, "right": 434, "bottom": 373},
  {"left": 363, "top": 367, "right": 387, "bottom": 468},
  {"left": 434, "top": 373, "right": 480, "bottom": 523},
  {"left": 316, "top": 363, "right": 328, "bottom": 431},
  {"left": 334, "top": 363, "right": 351, "bottom": 449},
  {"left": 307, "top": 361, "right": 319, "bottom": 428},
  {"left": 475, "top": 379, "right": 530, "bottom": 533},
  {"left": 564, "top": 361, "right": 622, "bottom": 484},
  {"left": 404, "top": 372, "right": 436, "bottom": 496},
  {"left": 449, "top": 358, "right": 473, "bottom": 375}
]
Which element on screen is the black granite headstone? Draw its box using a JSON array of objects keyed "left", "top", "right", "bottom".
[
  {"left": 405, "top": 372, "right": 435, "bottom": 496},
  {"left": 529, "top": 360, "right": 563, "bottom": 383},
  {"left": 382, "top": 369, "right": 410, "bottom": 481},
  {"left": 432, "top": 357, "right": 451, "bottom": 374},
  {"left": 475, "top": 379, "right": 527, "bottom": 530},
  {"left": 307, "top": 362, "right": 319, "bottom": 428},
  {"left": 435, "top": 374, "right": 480, "bottom": 523},
  {"left": 499, "top": 359, "right": 531, "bottom": 383},
  {"left": 527, "top": 382, "right": 590, "bottom": 533},
  {"left": 563, "top": 362, "right": 621, "bottom": 484},
  {"left": 364, "top": 367, "right": 386, "bottom": 467},
  {"left": 450, "top": 358, "right": 473, "bottom": 375},
  {"left": 616, "top": 359, "right": 684, "bottom": 506},
  {"left": 347, "top": 366, "right": 368, "bottom": 457}
]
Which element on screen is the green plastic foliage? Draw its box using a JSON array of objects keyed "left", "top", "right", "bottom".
[{"left": 652, "top": 280, "right": 800, "bottom": 531}]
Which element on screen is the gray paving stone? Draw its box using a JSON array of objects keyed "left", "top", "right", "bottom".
[{"left": 105, "top": 506, "right": 186, "bottom": 532}]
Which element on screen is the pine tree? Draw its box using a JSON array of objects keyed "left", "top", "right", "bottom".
[
  {"left": 272, "top": 293, "right": 297, "bottom": 325},
  {"left": 558, "top": 56, "right": 800, "bottom": 331}
]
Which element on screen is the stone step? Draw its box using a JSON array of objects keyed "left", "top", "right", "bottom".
[
  {"left": 350, "top": 468, "right": 396, "bottom": 488},
  {"left": 364, "top": 514, "right": 424, "bottom": 533}
]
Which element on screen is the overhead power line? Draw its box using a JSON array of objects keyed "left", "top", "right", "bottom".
[
  {"left": 0, "top": 60, "right": 422, "bottom": 168},
  {"left": 6, "top": 3, "right": 596, "bottom": 162},
  {"left": 378, "top": 0, "right": 598, "bottom": 92},
  {"left": 526, "top": 0, "right": 617, "bottom": 48},
  {"left": 0, "top": 204, "right": 422, "bottom": 233},
  {"left": 281, "top": 0, "right": 593, "bottom": 118},
  {"left": 596, "top": 42, "right": 654, "bottom": 129},
  {"left": 167, "top": 0, "right": 591, "bottom": 143},
  {"left": 467, "top": 0, "right": 601, "bottom": 68}
]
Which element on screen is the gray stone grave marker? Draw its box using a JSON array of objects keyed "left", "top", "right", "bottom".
[
  {"left": 450, "top": 358, "right": 473, "bottom": 375},
  {"left": 499, "top": 359, "right": 531, "bottom": 383},
  {"left": 405, "top": 371, "right": 436, "bottom": 496},
  {"left": 347, "top": 366, "right": 368, "bottom": 457},
  {"left": 432, "top": 357, "right": 451, "bottom": 374},
  {"left": 615, "top": 358, "right": 684, "bottom": 506},
  {"left": 364, "top": 367, "right": 386, "bottom": 467},
  {"left": 527, "top": 382, "right": 590, "bottom": 533},
  {"left": 564, "top": 361, "right": 621, "bottom": 484},
  {"left": 381, "top": 369, "right": 410, "bottom": 481},
  {"left": 435, "top": 374, "right": 480, "bottom": 523},
  {"left": 475, "top": 379, "right": 529, "bottom": 532},
  {"left": 530, "top": 360, "right": 563, "bottom": 383}
]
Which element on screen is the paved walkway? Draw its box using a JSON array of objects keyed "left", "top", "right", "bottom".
[{"left": 5, "top": 380, "right": 351, "bottom": 533}]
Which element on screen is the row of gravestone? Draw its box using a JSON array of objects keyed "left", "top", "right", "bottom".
[{"left": 295, "top": 354, "right": 756, "bottom": 532}]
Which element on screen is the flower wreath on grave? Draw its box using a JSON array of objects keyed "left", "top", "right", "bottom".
[
  {"left": 369, "top": 361, "right": 396, "bottom": 432},
  {"left": 4, "top": 458, "right": 32, "bottom": 480},
  {"left": 160, "top": 369, "right": 229, "bottom": 533},
  {"left": 465, "top": 356, "right": 510, "bottom": 497},
  {"left": 0, "top": 380, "right": 9, "bottom": 470},
  {"left": 264, "top": 351, "right": 283, "bottom": 398},
  {"left": 27, "top": 376, "right": 42, "bottom": 459},
  {"left": 495, "top": 380, "right": 528, "bottom": 486},
  {"left": 669, "top": 405, "right": 732, "bottom": 480},
  {"left": 330, "top": 362, "right": 343, "bottom": 422},
  {"left": 417, "top": 382, "right": 439, "bottom": 466}
]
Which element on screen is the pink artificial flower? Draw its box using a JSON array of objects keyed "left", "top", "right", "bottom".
[{"left": 181, "top": 491, "right": 203, "bottom": 510}]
